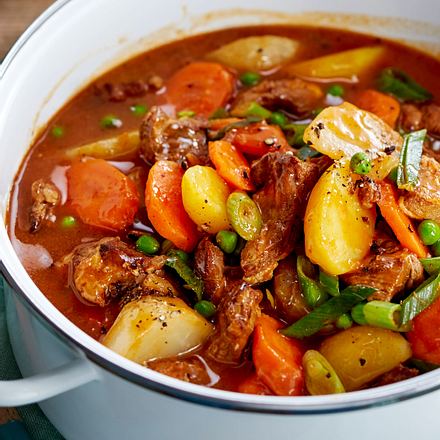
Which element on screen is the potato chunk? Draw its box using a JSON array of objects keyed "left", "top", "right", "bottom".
[
  {"left": 207, "top": 36, "right": 298, "bottom": 71},
  {"left": 320, "top": 326, "right": 412, "bottom": 391},
  {"left": 304, "top": 161, "right": 376, "bottom": 275},
  {"left": 102, "top": 296, "right": 214, "bottom": 363}
]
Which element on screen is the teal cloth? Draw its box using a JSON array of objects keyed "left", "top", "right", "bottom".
[{"left": 0, "top": 276, "right": 63, "bottom": 440}]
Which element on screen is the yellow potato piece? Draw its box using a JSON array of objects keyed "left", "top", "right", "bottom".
[
  {"left": 284, "top": 46, "right": 386, "bottom": 80},
  {"left": 304, "top": 102, "right": 401, "bottom": 180},
  {"left": 207, "top": 36, "right": 299, "bottom": 71},
  {"left": 304, "top": 161, "right": 376, "bottom": 275},
  {"left": 103, "top": 296, "right": 214, "bottom": 363},
  {"left": 320, "top": 326, "right": 412, "bottom": 391},
  {"left": 182, "top": 165, "right": 230, "bottom": 233}
]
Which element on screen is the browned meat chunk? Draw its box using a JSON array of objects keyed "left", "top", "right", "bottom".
[
  {"left": 273, "top": 257, "right": 309, "bottom": 323},
  {"left": 399, "top": 156, "right": 440, "bottom": 223},
  {"left": 400, "top": 104, "right": 423, "bottom": 132},
  {"left": 342, "top": 235, "right": 424, "bottom": 301},
  {"left": 206, "top": 283, "right": 262, "bottom": 364},
  {"left": 194, "top": 237, "right": 225, "bottom": 305},
  {"left": 355, "top": 176, "right": 381, "bottom": 209},
  {"left": 29, "top": 179, "right": 60, "bottom": 233},
  {"left": 139, "top": 106, "right": 208, "bottom": 165},
  {"left": 400, "top": 103, "right": 440, "bottom": 137},
  {"left": 62, "top": 237, "right": 174, "bottom": 306},
  {"left": 147, "top": 356, "right": 213, "bottom": 386},
  {"left": 232, "top": 79, "right": 323, "bottom": 116},
  {"left": 102, "top": 76, "right": 163, "bottom": 102},
  {"left": 241, "top": 151, "right": 320, "bottom": 284},
  {"left": 369, "top": 364, "right": 419, "bottom": 388}
]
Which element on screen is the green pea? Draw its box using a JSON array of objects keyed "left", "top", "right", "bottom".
[
  {"left": 216, "top": 230, "right": 238, "bottom": 254},
  {"left": 431, "top": 239, "right": 440, "bottom": 257},
  {"left": 194, "top": 300, "right": 216, "bottom": 318},
  {"left": 239, "top": 71, "right": 262, "bottom": 87},
  {"left": 61, "top": 215, "right": 76, "bottom": 228},
  {"left": 130, "top": 104, "right": 148, "bottom": 117},
  {"left": 327, "top": 84, "right": 345, "bottom": 97},
  {"left": 177, "top": 110, "right": 196, "bottom": 118},
  {"left": 269, "top": 111, "right": 288, "bottom": 128},
  {"left": 387, "top": 166, "right": 398, "bottom": 183},
  {"left": 418, "top": 220, "right": 440, "bottom": 246},
  {"left": 100, "top": 114, "right": 122, "bottom": 129},
  {"left": 136, "top": 235, "right": 160, "bottom": 255},
  {"left": 335, "top": 313, "right": 353, "bottom": 329},
  {"left": 350, "top": 152, "right": 372, "bottom": 175},
  {"left": 51, "top": 125, "right": 65, "bottom": 138},
  {"left": 226, "top": 192, "right": 262, "bottom": 241}
]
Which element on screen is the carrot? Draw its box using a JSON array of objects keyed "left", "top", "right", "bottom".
[
  {"left": 377, "top": 181, "right": 428, "bottom": 258},
  {"left": 166, "top": 62, "right": 235, "bottom": 118},
  {"left": 408, "top": 296, "right": 440, "bottom": 364},
  {"left": 354, "top": 89, "right": 400, "bottom": 128},
  {"left": 208, "top": 117, "right": 242, "bottom": 131},
  {"left": 227, "top": 122, "right": 290, "bottom": 157},
  {"left": 208, "top": 140, "right": 254, "bottom": 191},
  {"left": 252, "top": 314, "right": 304, "bottom": 396},
  {"left": 145, "top": 160, "right": 199, "bottom": 252},
  {"left": 67, "top": 159, "right": 139, "bottom": 231},
  {"left": 238, "top": 373, "right": 272, "bottom": 395}
]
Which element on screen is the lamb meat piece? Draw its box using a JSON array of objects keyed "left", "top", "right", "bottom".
[
  {"left": 241, "top": 151, "right": 320, "bottom": 284},
  {"left": 206, "top": 282, "right": 262, "bottom": 364},
  {"left": 103, "top": 80, "right": 149, "bottom": 102},
  {"left": 369, "top": 364, "right": 419, "bottom": 388},
  {"left": 355, "top": 176, "right": 381, "bottom": 209},
  {"left": 194, "top": 237, "right": 225, "bottom": 305},
  {"left": 400, "top": 104, "right": 424, "bottom": 132},
  {"left": 61, "top": 237, "right": 173, "bottom": 307},
  {"left": 147, "top": 356, "right": 213, "bottom": 386},
  {"left": 341, "top": 235, "right": 424, "bottom": 302},
  {"left": 139, "top": 106, "right": 208, "bottom": 166},
  {"left": 399, "top": 156, "right": 440, "bottom": 223},
  {"left": 29, "top": 179, "right": 61, "bottom": 233},
  {"left": 423, "top": 104, "right": 440, "bottom": 137},
  {"left": 232, "top": 78, "right": 323, "bottom": 117},
  {"left": 273, "top": 257, "right": 310, "bottom": 323}
]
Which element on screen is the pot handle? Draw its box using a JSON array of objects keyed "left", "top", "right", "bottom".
[{"left": 0, "top": 358, "right": 98, "bottom": 407}]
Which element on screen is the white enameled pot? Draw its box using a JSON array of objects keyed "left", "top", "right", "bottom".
[{"left": 1, "top": 1, "right": 440, "bottom": 439}]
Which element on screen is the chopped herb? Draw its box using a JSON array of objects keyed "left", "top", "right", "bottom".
[{"left": 51, "top": 125, "right": 65, "bottom": 138}]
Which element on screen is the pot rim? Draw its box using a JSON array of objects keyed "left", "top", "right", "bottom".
[{"left": 2, "top": 0, "right": 440, "bottom": 415}]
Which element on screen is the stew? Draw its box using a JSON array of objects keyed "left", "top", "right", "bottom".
[{"left": 8, "top": 25, "right": 440, "bottom": 395}]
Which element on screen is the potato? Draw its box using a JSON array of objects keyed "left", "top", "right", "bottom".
[
  {"left": 304, "top": 161, "right": 376, "bottom": 275},
  {"left": 102, "top": 296, "right": 214, "bottom": 363},
  {"left": 284, "top": 46, "right": 386, "bottom": 80},
  {"left": 320, "top": 326, "right": 412, "bottom": 391},
  {"left": 206, "top": 36, "right": 299, "bottom": 71},
  {"left": 182, "top": 165, "right": 230, "bottom": 233},
  {"left": 65, "top": 130, "right": 140, "bottom": 159},
  {"left": 303, "top": 102, "right": 402, "bottom": 180}
]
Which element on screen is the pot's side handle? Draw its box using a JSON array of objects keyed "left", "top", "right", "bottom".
[{"left": 0, "top": 358, "right": 98, "bottom": 407}]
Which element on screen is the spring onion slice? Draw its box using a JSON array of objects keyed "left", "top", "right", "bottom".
[
  {"left": 284, "top": 123, "right": 309, "bottom": 148},
  {"left": 281, "top": 285, "right": 376, "bottom": 339},
  {"left": 401, "top": 272, "right": 440, "bottom": 324},
  {"left": 297, "top": 256, "right": 328, "bottom": 308},
  {"left": 378, "top": 68, "right": 433, "bottom": 102},
  {"left": 245, "top": 102, "right": 272, "bottom": 119},
  {"left": 351, "top": 301, "right": 407, "bottom": 331},
  {"left": 410, "top": 358, "right": 440, "bottom": 372},
  {"left": 166, "top": 250, "right": 204, "bottom": 301},
  {"left": 319, "top": 270, "right": 340, "bottom": 296},
  {"left": 420, "top": 256, "right": 440, "bottom": 276},
  {"left": 396, "top": 129, "right": 426, "bottom": 191}
]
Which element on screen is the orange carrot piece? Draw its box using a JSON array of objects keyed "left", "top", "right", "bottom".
[
  {"left": 253, "top": 314, "right": 305, "bottom": 396},
  {"left": 408, "top": 296, "right": 440, "bottom": 364},
  {"left": 67, "top": 159, "right": 139, "bottom": 231},
  {"left": 166, "top": 62, "right": 235, "bottom": 118},
  {"left": 238, "top": 373, "right": 273, "bottom": 395},
  {"left": 208, "top": 140, "right": 254, "bottom": 191},
  {"left": 145, "top": 160, "right": 199, "bottom": 252},
  {"left": 208, "top": 117, "right": 242, "bottom": 131},
  {"left": 377, "top": 181, "right": 428, "bottom": 258},
  {"left": 354, "top": 89, "right": 400, "bottom": 128}
]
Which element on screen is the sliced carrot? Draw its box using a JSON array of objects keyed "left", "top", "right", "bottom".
[
  {"left": 238, "top": 373, "right": 273, "bottom": 395},
  {"left": 408, "top": 296, "right": 440, "bottom": 364},
  {"left": 253, "top": 314, "right": 305, "bottom": 396},
  {"left": 377, "top": 181, "right": 428, "bottom": 258},
  {"left": 208, "top": 140, "right": 254, "bottom": 191},
  {"left": 145, "top": 160, "right": 199, "bottom": 252},
  {"left": 166, "top": 62, "right": 235, "bottom": 118},
  {"left": 227, "top": 122, "right": 290, "bottom": 157},
  {"left": 208, "top": 117, "right": 242, "bottom": 131},
  {"left": 67, "top": 159, "right": 139, "bottom": 231},
  {"left": 354, "top": 89, "right": 400, "bottom": 128}
]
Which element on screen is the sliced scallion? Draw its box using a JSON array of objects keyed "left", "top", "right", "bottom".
[
  {"left": 420, "top": 256, "right": 440, "bottom": 275},
  {"left": 297, "top": 256, "right": 328, "bottom": 308},
  {"left": 245, "top": 102, "right": 272, "bottom": 119},
  {"left": 319, "top": 270, "right": 340, "bottom": 296},
  {"left": 351, "top": 301, "right": 405, "bottom": 331}
]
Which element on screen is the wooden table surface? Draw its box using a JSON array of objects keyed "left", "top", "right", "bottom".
[{"left": 0, "top": 0, "right": 55, "bottom": 424}]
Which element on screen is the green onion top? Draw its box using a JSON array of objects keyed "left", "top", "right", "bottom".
[
  {"left": 194, "top": 300, "right": 216, "bottom": 319},
  {"left": 269, "top": 111, "right": 288, "bottom": 128},
  {"left": 177, "top": 110, "right": 196, "bottom": 118},
  {"left": 245, "top": 102, "right": 272, "bottom": 119},
  {"left": 136, "top": 235, "right": 160, "bottom": 255},
  {"left": 297, "top": 256, "right": 328, "bottom": 308},
  {"left": 209, "top": 107, "right": 229, "bottom": 119}
]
